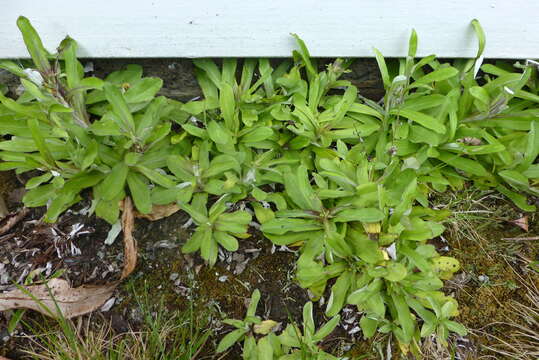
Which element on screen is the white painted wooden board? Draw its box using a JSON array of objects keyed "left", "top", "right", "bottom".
[{"left": 0, "top": 0, "right": 537, "bottom": 59}]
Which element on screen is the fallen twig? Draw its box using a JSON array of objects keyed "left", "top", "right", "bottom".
[{"left": 502, "top": 236, "right": 539, "bottom": 241}]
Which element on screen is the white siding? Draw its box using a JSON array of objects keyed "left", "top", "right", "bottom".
[{"left": 0, "top": 0, "right": 538, "bottom": 59}]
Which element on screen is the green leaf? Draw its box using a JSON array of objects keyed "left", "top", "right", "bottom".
[
  {"left": 193, "top": 59, "right": 222, "bottom": 89},
  {"left": 391, "top": 293, "right": 415, "bottom": 343},
  {"left": 314, "top": 314, "right": 341, "bottom": 341},
  {"left": 360, "top": 316, "right": 378, "bottom": 338},
  {"left": 261, "top": 218, "right": 322, "bottom": 235},
  {"left": 16, "top": 16, "right": 50, "bottom": 73},
  {"left": 135, "top": 165, "right": 176, "bottom": 188},
  {"left": 23, "top": 184, "right": 55, "bottom": 207},
  {"left": 124, "top": 78, "right": 163, "bottom": 103},
  {"left": 100, "top": 162, "right": 129, "bottom": 201},
  {"left": 200, "top": 227, "right": 218, "bottom": 266},
  {"left": 496, "top": 185, "right": 535, "bottom": 212},
  {"left": 135, "top": 96, "right": 166, "bottom": 142},
  {"left": 411, "top": 67, "right": 458, "bottom": 87},
  {"left": 207, "top": 120, "right": 232, "bottom": 145},
  {"left": 241, "top": 127, "right": 274, "bottom": 143},
  {"left": 25, "top": 172, "right": 53, "bottom": 189},
  {"left": 333, "top": 208, "right": 384, "bottom": 223},
  {"left": 256, "top": 336, "right": 274, "bottom": 360},
  {"left": 214, "top": 231, "right": 239, "bottom": 252},
  {"left": 373, "top": 48, "right": 390, "bottom": 89},
  {"left": 127, "top": 171, "right": 152, "bottom": 214},
  {"left": 284, "top": 165, "right": 322, "bottom": 211},
  {"left": 444, "top": 320, "right": 467, "bottom": 336},
  {"left": 247, "top": 289, "right": 261, "bottom": 317},
  {"left": 469, "top": 86, "right": 490, "bottom": 106},
  {"left": 220, "top": 83, "right": 238, "bottom": 133},
  {"left": 436, "top": 151, "right": 489, "bottom": 177},
  {"left": 103, "top": 83, "right": 135, "bottom": 135},
  {"left": 326, "top": 271, "right": 352, "bottom": 316},
  {"left": 216, "top": 328, "right": 246, "bottom": 353},
  {"left": 27, "top": 118, "right": 54, "bottom": 165},
  {"left": 302, "top": 301, "right": 315, "bottom": 335},
  {"left": 384, "top": 262, "right": 408, "bottom": 282},
  {"left": 392, "top": 109, "right": 446, "bottom": 134}
]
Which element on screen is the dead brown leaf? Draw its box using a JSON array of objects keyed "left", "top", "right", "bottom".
[
  {"left": 0, "top": 278, "right": 116, "bottom": 318},
  {"left": 0, "top": 208, "right": 30, "bottom": 236},
  {"left": 134, "top": 203, "right": 180, "bottom": 221},
  {"left": 0, "top": 198, "right": 137, "bottom": 319},
  {"left": 511, "top": 216, "right": 529, "bottom": 232}
]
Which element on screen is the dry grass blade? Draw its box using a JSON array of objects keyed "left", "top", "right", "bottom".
[
  {"left": 0, "top": 198, "right": 137, "bottom": 319},
  {"left": 481, "top": 274, "right": 539, "bottom": 359}
]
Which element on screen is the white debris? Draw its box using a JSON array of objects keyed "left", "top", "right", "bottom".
[
  {"left": 386, "top": 243, "right": 397, "bottom": 260},
  {"left": 105, "top": 221, "right": 122, "bottom": 245},
  {"left": 23, "top": 68, "right": 44, "bottom": 86},
  {"left": 83, "top": 62, "right": 94, "bottom": 73},
  {"left": 100, "top": 297, "right": 115, "bottom": 312}
]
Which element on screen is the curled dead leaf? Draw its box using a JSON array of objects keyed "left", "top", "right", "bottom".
[
  {"left": 511, "top": 216, "right": 529, "bottom": 232},
  {"left": 0, "top": 279, "right": 116, "bottom": 318},
  {"left": 134, "top": 203, "right": 180, "bottom": 221},
  {"left": 0, "top": 198, "right": 137, "bottom": 319},
  {"left": 0, "top": 208, "right": 30, "bottom": 236}
]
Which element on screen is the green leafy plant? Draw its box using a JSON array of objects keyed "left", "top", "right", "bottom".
[
  {"left": 216, "top": 290, "right": 341, "bottom": 359},
  {"left": 180, "top": 192, "right": 251, "bottom": 266},
  {"left": 0, "top": 16, "right": 185, "bottom": 224}
]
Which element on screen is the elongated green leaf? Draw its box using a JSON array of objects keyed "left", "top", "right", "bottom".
[
  {"left": 103, "top": 83, "right": 135, "bottom": 135},
  {"left": 127, "top": 171, "right": 152, "bottom": 214},
  {"left": 391, "top": 293, "right": 415, "bottom": 343},
  {"left": 27, "top": 118, "right": 54, "bottom": 165},
  {"left": 124, "top": 78, "right": 163, "bottom": 103},
  {"left": 135, "top": 165, "right": 176, "bottom": 188},
  {"left": 373, "top": 48, "right": 390, "bottom": 89},
  {"left": 436, "top": 151, "right": 489, "bottom": 177},
  {"left": 16, "top": 16, "right": 50, "bottom": 73},
  {"left": 261, "top": 218, "right": 322, "bottom": 235},
  {"left": 216, "top": 328, "right": 246, "bottom": 353},
  {"left": 392, "top": 109, "right": 446, "bottom": 134},
  {"left": 220, "top": 83, "right": 238, "bottom": 133},
  {"left": 411, "top": 67, "right": 458, "bottom": 87},
  {"left": 326, "top": 271, "right": 352, "bottom": 316},
  {"left": 333, "top": 208, "right": 384, "bottom": 223},
  {"left": 100, "top": 162, "right": 129, "bottom": 201}
]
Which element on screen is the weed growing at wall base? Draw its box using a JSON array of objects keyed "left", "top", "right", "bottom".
[{"left": 0, "top": 16, "right": 537, "bottom": 358}]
